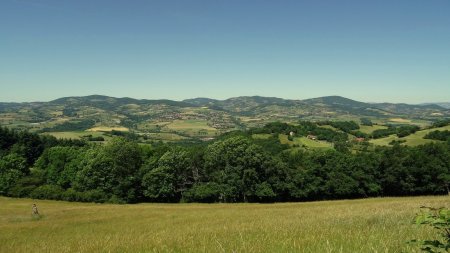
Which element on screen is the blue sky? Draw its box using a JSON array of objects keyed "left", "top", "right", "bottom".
[{"left": 1, "top": 0, "right": 449, "bottom": 103}]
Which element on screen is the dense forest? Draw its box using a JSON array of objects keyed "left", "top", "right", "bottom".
[{"left": 0, "top": 122, "right": 449, "bottom": 203}]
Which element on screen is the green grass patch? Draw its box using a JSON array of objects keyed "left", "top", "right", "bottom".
[
  {"left": 359, "top": 125, "right": 388, "bottom": 134},
  {"left": 252, "top": 133, "right": 272, "bottom": 139},
  {"left": 319, "top": 125, "right": 340, "bottom": 131},
  {"left": 294, "top": 137, "right": 333, "bottom": 149},
  {"left": 279, "top": 134, "right": 333, "bottom": 149},
  {"left": 369, "top": 134, "right": 399, "bottom": 146},
  {"left": 278, "top": 134, "right": 291, "bottom": 145}
]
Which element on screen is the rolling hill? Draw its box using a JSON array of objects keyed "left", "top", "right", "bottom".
[{"left": 0, "top": 95, "right": 448, "bottom": 141}]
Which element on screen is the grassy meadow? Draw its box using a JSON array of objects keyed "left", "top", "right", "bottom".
[{"left": 1, "top": 196, "right": 449, "bottom": 253}]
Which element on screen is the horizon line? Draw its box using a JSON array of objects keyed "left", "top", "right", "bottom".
[{"left": 1, "top": 94, "right": 448, "bottom": 105}]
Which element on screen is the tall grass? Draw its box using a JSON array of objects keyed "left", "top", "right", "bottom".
[{"left": 0, "top": 196, "right": 448, "bottom": 252}]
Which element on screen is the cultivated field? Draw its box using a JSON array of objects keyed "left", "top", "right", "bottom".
[{"left": 1, "top": 196, "right": 448, "bottom": 253}]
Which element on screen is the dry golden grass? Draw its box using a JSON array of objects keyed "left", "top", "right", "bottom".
[
  {"left": 0, "top": 196, "right": 449, "bottom": 253},
  {"left": 88, "top": 126, "right": 129, "bottom": 132},
  {"left": 388, "top": 118, "right": 411, "bottom": 123}
]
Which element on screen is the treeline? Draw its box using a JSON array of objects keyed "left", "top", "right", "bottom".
[
  {"left": 252, "top": 122, "right": 348, "bottom": 143},
  {"left": 424, "top": 130, "right": 450, "bottom": 141},
  {"left": 1, "top": 125, "right": 449, "bottom": 203},
  {"left": 40, "top": 119, "right": 96, "bottom": 132},
  {"left": 371, "top": 125, "right": 420, "bottom": 138}
]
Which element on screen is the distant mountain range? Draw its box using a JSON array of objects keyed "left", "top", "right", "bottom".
[
  {"left": 183, "top": 95, "right": 447, "bottom": 117},
  {"left": 0, "top": 95, "right": 448, "bottom": 138},
  {"left": 421, "top": 102, "right": 450, "bottom": 109}
]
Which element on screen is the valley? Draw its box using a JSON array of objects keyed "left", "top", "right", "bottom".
[{"left": 0, "top": 95, "right": 448, "bottom": 147}]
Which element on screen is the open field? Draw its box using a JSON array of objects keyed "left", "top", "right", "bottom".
[
  {"left": 252, "top": 133, "right": 272, "bottom": 139},
  {"left": 388, "top": 118, "right": 411, "bottom": 123},
  {"left": 88, "top": 126, "right": 129, "bottom": 132},
  {"left": 359, "top": 125, "right": 388, "bottom": 134},
  {"left": 294, "top": 137, "right": 333, "bottom": 149},
  {"left": 0, "top": 196, "right": 449, "bottom": 253},
  {"left": 369, "top": 125, "right": 450, "bottom": 146},
  {"left": 165, "top": 120, "right": 216, "bottom": 131},
  {"left": 145, "top": 132, "right": 189, "bottom": 141},
  {"left": 400, "top": 125, "right": 450, "bottom": 145},
  {"left": 279, "top": 134, "right": 333, "bottom": 149},
  {"left": 165, "top": 120, "right": 217, "bottom": 136},
  {"left": 369, "top": 134, "right": 399, "bottom": 146}
]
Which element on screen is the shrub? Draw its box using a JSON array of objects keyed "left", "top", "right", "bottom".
[
  {"left": 78, "top": 189, "right": 109, "bottom": 203},
  {"left": 255, "top": 182, "right": 276, "bottom": 202},
  {"left": 182, "top": 183, "right": 221, "bottom": 203},
  {"left": 7, "top": 173, "right": 44, "bottom": 197},
  {"left": 30, "top": 185, "right": 64, "bottom": 200},
  {"left": 410, "top": 206, "right": 450, "bottom": 252},
  {"left": 62, "top": 188, "right": 83, "bottom": 202}
]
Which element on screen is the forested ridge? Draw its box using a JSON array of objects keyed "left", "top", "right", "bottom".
[{"left": 0, "top": 122, "right": 449, "bottom": 203}]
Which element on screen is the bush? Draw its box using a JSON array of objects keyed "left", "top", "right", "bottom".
[
  {"left": 255, "top": 182, "right": 276, "bottom": 202},
  {"left": 360, "top": 118, "right": 373, "bottom": 126},
  {"left": 107, "top": 195, "right": 126, "bottom": 204},
  {"left": 397, "top": 125, "right": 420, "bottom": 137},
  {"left": 30, "top": 185, "right": 64, "bottom": 200},
  {"left": 62, "top": 188, "right": 111, "bottom": 203},
  {"left": 183, "top": 183, "right": 221, "bottom": 203},
  {"left": 61, "top": 188, "right": 82, "bottom": 202},
  {"left": 7, "top": 173, "right": 44, "bottom": 197},
  {"left": 78, "top": 189, "right": 109, "bottom": 203},
  {"left": 424, "top": 130, "right": 450, "bottom": 141},
  {"left": 410, "top": 206, "right": 450, "bottom": 252}
]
